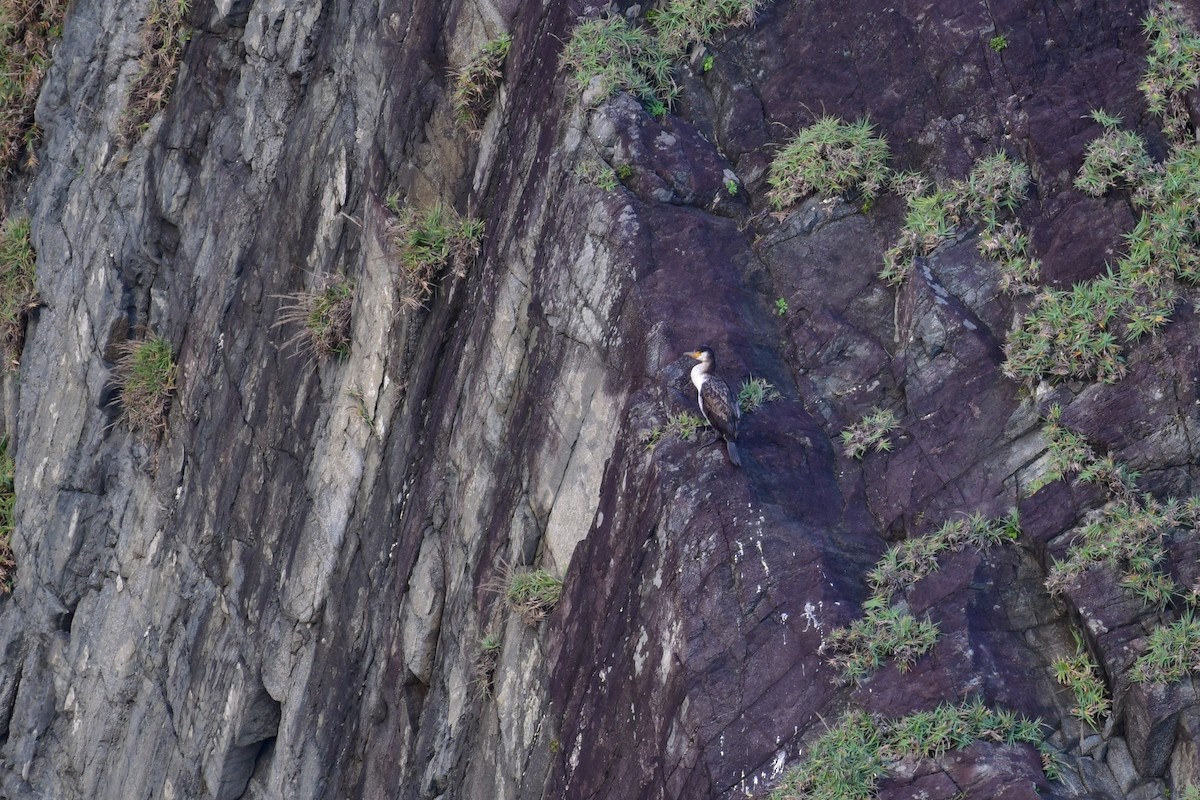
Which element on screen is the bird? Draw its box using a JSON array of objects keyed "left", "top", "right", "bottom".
[{"left": 687, "top": 346, "right": 742, "bottom": 467}]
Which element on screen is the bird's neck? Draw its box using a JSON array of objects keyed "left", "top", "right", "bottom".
[{"left": 690, "top": 360, "right": 711, "bottom": 390}]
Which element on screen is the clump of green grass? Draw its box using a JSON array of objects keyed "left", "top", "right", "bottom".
[
  {"left": 769, "top": 699, "right": 1051, "bottom": 800},
  {"left": 737, "top": 375, "right": 779, "bottom": 413},
  {"left": 115, "top": 332, "right": 177, "bottom": 436},
  {"left": 823, "top": 598, "right": 940, "bottom": 684},
  {"left": 989, "top": 34, "right": 1009, "bottom": 52},
  {"left": 1053, "top": 634, "right": 1111, "bottom": 729},
  {"left": 1131, "top": 611, "right": 1200, "bottom": 683},
  {"left": 122, "top": 0, "right": 192, "bottom": 142},
  {"left": 1029, "top": 404, "right": 1139, "bottom": 496},
  {"left": 274, "top": 275, "right": 354, "bottom": 361},
  {"left": 867, "top": 511, "right": 1021, "bottom": 599},
  {"left": 390, "top": 202, "right": 483, "bottom": 309},
  {"left": 453, "top": 34, "right": 512, "bottom": 130},
  {"left": 504, "top": 568, "right": 563, "bottom": 625},
  {"left": 840, "top": 407, "right": 898, "bottom": 459},
  {"left": 575, "top": 159, "right": 620, "bottom": 191},
  {"left": 1139, "top": 2, "right": 1200, "bottom": 142},
  {"left": 0, "top": 216, "right": 39, "bottom": 369},
  {"left": 648, "top": 0, "right": 763, "bottom": 55},
  {"left": 774, "top": 297, "right": 788, "bottom": 315},
  {"left": 767, "top": 116, "right": 891, "bottom": 209},
  {"left": 0, "top": 436, "right": 14, "bottom": 594},
  {"left": 1030, "top": 406, "right": 1184, "bottom": 608},
  {"left": 825, "top": 510, "right": 1020, "bottom": 684},
  {"left": 474, "top": 630, "right": 503, "bottom": 691},
  {"left": 0, "top": 0, "right": 65, "bottom": 175},
  {"left": 560, "top": 16, "right": 678, "bottom": 110},
  {"left": 1004, "top": 4, "right": 1200, "bottom": 384},
  {"left": 880, "top": 152, "right": 1032, "bottom": 286},
  {"left": 641, "top": 410, "right": 705, "bottom": 450}
]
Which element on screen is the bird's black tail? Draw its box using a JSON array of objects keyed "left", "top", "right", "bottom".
[{"left": 725, "top": 440, "right": 742, "bottom": 467}]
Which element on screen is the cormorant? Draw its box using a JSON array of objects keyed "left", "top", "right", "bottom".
[{"left": 687, "top": 346, "right": 742, "bottom": 467}]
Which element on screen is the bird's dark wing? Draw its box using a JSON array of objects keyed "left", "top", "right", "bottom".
[{"left": 700, "top": 377, "right": 739, "bottom": 441}]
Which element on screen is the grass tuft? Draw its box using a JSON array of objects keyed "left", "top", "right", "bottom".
[
  {"left": 121, "top": 0, "right": 191, "bottom": 142},
  {"left": 822, "top": 600, "right": 939, "bottom": 684},
  {"left": 0, "top": 0, "right": 65, "bottom": 175},
  {"left": 769, "top": 699, "right": 1051, "bottom": 799},
  {"left": 0, "top": 216, "right": 38, "bottom": 369},
  {"left": 1131, "top": 611, "right": 1200, "bottom": 683},
  {"left": 274, "top": 275, "right": 354, "bottom": 362},
  {"left": 1004, "top": 4, "right": 1200, "bottom": 384},
  {"left": 560, "top": 16, "right": 678, "bottom": 110},
  {"left": 840, "top": 407, "right": 898, "bottom": 459},
  {"left": 767, "top": 116, "right": 891, "bottom": 209},
  {"left": 641, "top": 410, "right": 705, "bottom": 450},
  {"left": 737, "top": 375, "right": 779, "bottom": 413},
  {"left": 474, "top": 630, "right": 503, "bottom": 692},
  {"left": 453, "top": 34, "right": 512, "bottom": 130},
  {"left": 504, "top": 568, "right": 563, "bottom": 625},
  {"left": 880, "top": 152, "right": 1031, "bottom": 286},
  {"left": 648, "top": 0, "right": 763, "bottom": 55},
  {"left": 389, "top": 202, "right": 483, "bottom": 310},
  {"left": 115, "top": 332, "right": 177, "bottom": 437},
  {"left": 1053, "top": 634, "right": 1111, "bottom": 728}
]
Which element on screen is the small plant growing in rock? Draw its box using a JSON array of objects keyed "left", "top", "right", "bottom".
[
  {"left": 1131, "top": 611, "right": 1200, "bottom": 683},
  {"left": 560, "top": 16, "right": 679, "bottom": 110},
  {"left": 474, "top": 630, "right": 503, "bottom": 692},
  {"left": 880, "top": 152, "right": 1031, "bottom": 286},
  {"left": 575, "top": 160, "right": 620, "bottom": 191},
  {"left": 115, "top": 332, "right": 177, "bottom": 436},
  {"left": 989, "top": 34, "right": 1008, "bottom": 52},
  {"left": 504, "top": 568, "right": 563, "bottom": 625},
  {"left": 840, "top": 407, "right": 898, "bottom": 459},
  {"left": 1005, "top": 5, "right": 1200, "bottom": 385},
  {"left": 702, "top": 54, "right": 715, "bottom": 72},
  {"left": 0, "top": 0, "right": 65, "bottom": 175},
  {"left": 121, "top": 0, "right": 192, "bottom": 142},
  {"left": 1053, "top": 635, "right": 1110, "bottom": 729},
  {"left": 1139, "top": 2, "right": 1200, "bottom": 141},
  {"left": 737, "top": 376, "right": 779, "bottom": 413},
  {"left": 452, "top": 34, "right": 512, "bottom": 130},
  {"left": 274, "top": 274, "right": 354, "bottom": 361},
  {"left": 641, "top": 410, "right": 705, "bottom": 450},
  {"left": 648, "top": 0, "right": 763, "bottom": 55},
  {"left": 822, "top": 598, "right": 940, "bottom": 684},
  {"left": 867, "top": 511, "right": 1021, "bottom": 599},
  {"left": 774, "top": 297, "right": 788, "bottom": 316},
  {"left": 0, "top": 216, "right": 40, "bottom": 369},
  {"left": 827, "top": 509, "right": 1020, "bottom": 684},
  {"left": 0, "top": 436, "right": 14, "bottom": 594},
  {"left": 767, "top": 115, "right": 891, "bottom": 209},
  {"left": 768, "top": 699, "right": 1052, "bottom": 799},
  {"left": 724, "top": 178, "right": 738, "bottom": 195},
  {"left": 391, "top": 202, "right": 483, "bottom": 309}
]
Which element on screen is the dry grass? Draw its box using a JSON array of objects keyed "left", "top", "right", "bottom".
[
  {"left": 273, "top": 275, "right": 354, "bottom": 362},
  {"left": 121, "top": 0, "right": 190, "bottom": 142},
  {"left": 0, "top": 0, "right": 65, "bottom": 176}
]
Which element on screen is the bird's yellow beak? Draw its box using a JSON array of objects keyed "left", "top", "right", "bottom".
[{"left": 687, "top": 350, "right": 702, "bottom": 360}]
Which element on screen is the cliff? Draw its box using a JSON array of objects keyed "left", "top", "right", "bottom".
[{"left": 1, "top": 0, "right": 1200, "bottom": 798}]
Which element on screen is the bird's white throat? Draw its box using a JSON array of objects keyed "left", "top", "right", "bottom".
[{"left": 690, "top": 361, "right": 711, "bottom": 392}]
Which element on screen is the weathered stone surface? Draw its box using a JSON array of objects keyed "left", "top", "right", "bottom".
[{"left": 0, "top": 0, "right": 1198, "bottom": 799}]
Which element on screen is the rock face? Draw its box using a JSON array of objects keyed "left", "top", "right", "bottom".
[{"left": 1, "top": 0, "right": 1200, "bottom": 798}]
